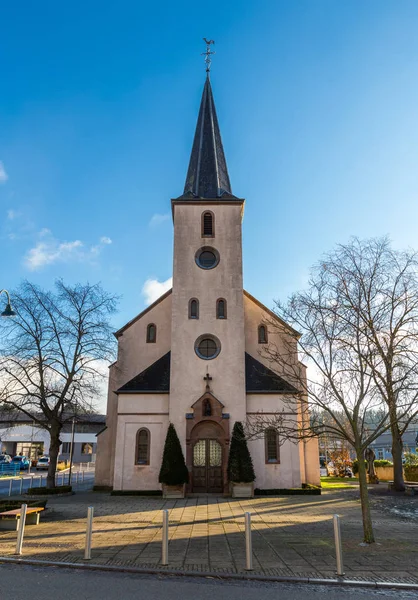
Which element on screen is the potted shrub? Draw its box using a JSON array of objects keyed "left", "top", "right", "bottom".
[
  {"left": 227, "top": 421, "right": 255, "bottom": 498},
  {"left": 159, "top": 423, "right": 189, "bottom": 498}
]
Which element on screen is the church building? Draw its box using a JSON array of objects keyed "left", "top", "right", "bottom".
[{"left": 95, "top": 72, "right": 319, "bottom": 494}]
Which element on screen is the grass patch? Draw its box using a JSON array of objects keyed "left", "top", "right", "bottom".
[{"left": 320, "top": 476, "right": 358, "bottom": 489}]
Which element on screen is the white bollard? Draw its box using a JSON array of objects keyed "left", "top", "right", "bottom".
[
  {"left": 8, "top": 478, "right": 13, "bottom": 497},
  {"left": 245, "top": 512, "right": 253, "bottom": 571},
  {"left": 19, "top": 477, "right": 23, "bottom": 495},
  {"left": 333, "top": 514, "right": 344, "bottom": 576},
  {"left": 161, "top": 509, "right": 169, "bottom": 565},
  {"left": 15, "top": 504, "right": 27, "bottom": 555},
  {"left": 75, "top": 471, "right": 79, "bottom": 486},
  {"left": 84, "top": 506, "right": 94, "bottom": 560}
]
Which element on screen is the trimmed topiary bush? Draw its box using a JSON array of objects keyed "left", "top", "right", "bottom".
[
  {"left": 159, "top": 423, "right": 189, "bottom": 486},
  {"left": 227, "top": 421, "right": 255, "bottom": 483}
]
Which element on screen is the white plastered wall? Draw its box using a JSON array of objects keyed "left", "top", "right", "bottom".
[
  {"left": 244, "top": 293, "right": 319, "bottom": 487},
  {"left": 113, "top": 394, "right": 169, "bottom": 491},
  {"left": 95, "top": 293, "right": 172, "bottom": 488},
  {"left": 246, "top": 394, "right": 301, "bottom": 489}
]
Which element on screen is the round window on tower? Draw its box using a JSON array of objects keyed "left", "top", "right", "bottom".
[
  {"left": 195, "top": 246, "right": 220, "bottom": 270},
  {"left": 195, "top": 334, "right": 221, "bottom": 360}
]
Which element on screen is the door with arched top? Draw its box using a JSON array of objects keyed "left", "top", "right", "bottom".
[{"left": 192, "top": 439, "right": 223, "bottom": 493}]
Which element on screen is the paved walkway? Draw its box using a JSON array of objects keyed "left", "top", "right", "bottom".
[{"left": 1, "top": 488, "right": 417, "bottom": 583}]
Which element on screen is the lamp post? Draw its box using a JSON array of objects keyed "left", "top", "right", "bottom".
[
  {"left": 0, "top": 290, "right": 16, "bottom": 318},
  {"left": 68, "top": 416, "right": 76, "bottom": 486}
]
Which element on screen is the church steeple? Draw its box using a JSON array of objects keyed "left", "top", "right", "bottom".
[{"left": 182, "top": 75, "right": 234, "bottom": 199}]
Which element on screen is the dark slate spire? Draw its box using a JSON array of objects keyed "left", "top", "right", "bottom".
[{"left": 182, "top": 75, "right": 234, "bottom": 199}]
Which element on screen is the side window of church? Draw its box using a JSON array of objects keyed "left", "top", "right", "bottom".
[
  {"left": 136, "top": 429, "right": 150, "bottom": 465},
  {"left": 216, "top": 298, "right": 227, "bottom": 319},
  {"left": 146, "top": 323, "right": 157, "bottom": 343},
  {"left": 258, "top": 324, "right": 268, "bottom": 344},
  {"left": 202, "top": 211, "right": 214, "bottom": 237},
  {"left": 265, "top": 429, "right": 279, "bottom": 463},
  {"left": 189, "top": 298, "right": 199, "bottom": 319}
]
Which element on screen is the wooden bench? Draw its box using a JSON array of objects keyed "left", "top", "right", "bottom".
[{"left": 0, "top": 507, "right": 44, "bottom": 531}]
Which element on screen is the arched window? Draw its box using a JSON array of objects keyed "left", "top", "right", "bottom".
[
  {"left": 136, "top": 428, "right": 150, "bottom": 465},
  {"left": 216, "top": 298, "right": 227, "bottom": 319},
  {"left": 265, "top": 429, "right": 280, "bottom": 463},
  {"left": 189, "top": 298, "right": 199, "bottom": 319},
  {"left": 202, "top": 211, "right": 214, "bottom": 237},
  {"left": 258, "top": 324, "right": 268, "bottom": 344},
  {"left": 146, "top": 323, "right": 156, "bottom": 343}
]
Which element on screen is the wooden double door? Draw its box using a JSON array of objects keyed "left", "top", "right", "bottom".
[{"left": 192, "top": 438, "right": 223, "bottom": 493}]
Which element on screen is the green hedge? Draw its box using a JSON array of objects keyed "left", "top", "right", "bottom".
[
  {"left": 110, "top": 490, "right": 162, "bottom": 496},
  {"left": 93, "top": 485, "right": 113, "bottom": 492},
  {"left": 0, "top": 499, "right": 47, "bottom": 511},
  {"left": 27, "top": 485, "right": 72, "bottom": 495},
  {"left": 374, "top": 459, "right": 393, "bottom": 467},
  {"left": 352, "top": 459, "right": 367, "bottom": 475},
  {"left": 255, "top": 487, "right": 321, "bottom": 496},
  {"left": 405, "top": 466, "right": 418, "bottom": 482}
]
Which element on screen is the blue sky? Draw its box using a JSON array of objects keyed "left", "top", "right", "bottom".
[{"left": 1, "top": 0, "right": 418, "bottom": 329}]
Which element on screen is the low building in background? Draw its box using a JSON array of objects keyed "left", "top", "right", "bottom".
[
  {"left": 369, "top": 429, "right": 418, "bottom": 461},
  {"left": 0, "top": 413, "right": 105, "bottom": 463}
]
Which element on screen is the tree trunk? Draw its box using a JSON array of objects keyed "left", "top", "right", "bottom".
[
  {"left": 47, "top": 424, "right": 62, "bottom": 489},
  {"left": 390, "top": 420, "right": 405, "bottom": 492},
  {"left": 356, "top": 447, "right": 375, "bottom": 543}
]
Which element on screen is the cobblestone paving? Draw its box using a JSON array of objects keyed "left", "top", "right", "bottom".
[{"left": 0, "top": 489, "right": 417, "bottom": 582}]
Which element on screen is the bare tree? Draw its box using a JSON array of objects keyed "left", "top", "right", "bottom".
[
  {"left": 326, "top": 238, "right": 418, "bottom": 491},
  {"left": 250, "top": 237, "right": 418, "bottom": 541},
  {"left": 0, "top": 280, "right": 118, "bottom": 488}
]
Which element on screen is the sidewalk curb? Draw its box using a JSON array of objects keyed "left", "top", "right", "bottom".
[{"left": 1, "top": 556, "right": 417, "bottom": 591}]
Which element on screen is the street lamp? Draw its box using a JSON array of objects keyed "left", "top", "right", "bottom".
[{"left": 0, "top": 290, "right": 16, "bottom": 318}]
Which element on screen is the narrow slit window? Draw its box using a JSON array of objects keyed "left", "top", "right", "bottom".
[
  {"left": 146, "top": 323, "right": 157, "bottom": 343},
  {"left": 258, "top": 324, "right": 267, "bottom": 344},
  {"left": 202, "top": 212, "right": 214, "bottom": 237},
  {"left": 265, "top": 429, "right": 279, "bottom": 463},
  {"left": 136, "top": 429, "right": 150, "bottom": 465},
  {"left": 216, "top": 298, "right": 227, "bottom": 319},
  {"left": 189, "top": 299, "right": 199, "bottom": 319}
]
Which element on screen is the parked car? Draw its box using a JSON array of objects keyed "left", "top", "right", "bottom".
[
  {"left": 36, "top": 456, "right": 50, "bottom": 470},
  {"left": 0, "top": 454, "right": 12, "bottom": 464},
  {"left": 11, "top": 455, "right": 30, "bottom": 470}
]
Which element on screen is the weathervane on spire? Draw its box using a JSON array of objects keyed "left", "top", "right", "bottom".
[{"left": 202, "top": 38, "right": 215, "bottom": 73}]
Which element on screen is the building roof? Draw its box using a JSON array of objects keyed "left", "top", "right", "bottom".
[
  {"left": 0, "top": 412, "right": 106, "bottom": 425},
  {"left": 116, "top": 351, "right": 296, "bottom": 395},
  {"left": 180, "top": 75, "right": 236, "bottom": 199},
  {"left": 117, "top": 352, "right": 171, "bottom": 393},
  {"left": 244, "top": 353, "right": 298, "bottom": 394}
]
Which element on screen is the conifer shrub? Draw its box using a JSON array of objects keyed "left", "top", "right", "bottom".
[
  {"left": 158, "top": 423, "right": 189, "bottom": 486},
  {"left": 227, "top": 421, "right": 256, "bottom": 483}
]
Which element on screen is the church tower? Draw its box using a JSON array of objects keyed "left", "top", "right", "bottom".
[{"left": 169, "top": 74, "right": 246, "bottom": 492}]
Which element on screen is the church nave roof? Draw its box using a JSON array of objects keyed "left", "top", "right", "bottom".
[{"left": 116, "top": 351, "right": 297, "bottom": 395}]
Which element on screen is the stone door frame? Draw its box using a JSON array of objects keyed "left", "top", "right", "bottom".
[{"left": 186, "top": 391, "right": 230, "bottom": 495}]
